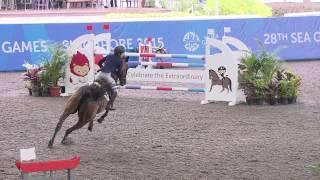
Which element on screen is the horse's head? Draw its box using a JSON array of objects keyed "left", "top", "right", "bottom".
[
  {"left": 118, "top": 56, "right": 129, "bottom": 86},
  {"left": 209, "top": 69, "right": 219, "bottom": 80},
  {"left": 112, "top": 45, "right": 129, "bottom": 86}
]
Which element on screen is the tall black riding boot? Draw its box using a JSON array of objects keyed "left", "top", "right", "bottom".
[{"left": 107, "top": 88, "right": 117, "bottom": 110}]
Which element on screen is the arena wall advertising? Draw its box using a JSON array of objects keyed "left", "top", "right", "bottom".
[{"left": 1, "top": 16, "right": 320, "bottom": 71}]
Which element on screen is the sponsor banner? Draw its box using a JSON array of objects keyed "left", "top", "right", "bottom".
[
  {"left": 127, "top": 69, "right": 204, "bottom": 84},
  {"left": 1, "top": 16, "right": 320, "bottom": 71}
]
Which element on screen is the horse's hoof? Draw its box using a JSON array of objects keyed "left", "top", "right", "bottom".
[
  {"left": 48, "top": 140, "right": 53, "bottom": 148},
  {"left": 61, "top": 138, "right": 73, "bottom": 145},
  {"left": 88, "top": 126, "right": 93, "bottom": 132},
  {"left": 61, "top": 138, "right": 69, "bottom": 145},
  {"left": 61, "top": 140, "right": 67, "bottom": 145},
  {"left": 97, "top": 118, "right": 104, "bottom": 124}
]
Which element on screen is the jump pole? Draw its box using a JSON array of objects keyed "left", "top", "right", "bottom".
[
  {"left": 128, "top": 61, "right": 204, "bottom": 68},
  {"left": 122, "top": 84, "right": 205, "bottom": 92},
  {"left": 125, "top": 52, "right": 205, "bottom": 60}
]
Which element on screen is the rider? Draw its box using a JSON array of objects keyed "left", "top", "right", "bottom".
[
  {"left": 96, "top": 45, "right": 126, "bottom": 111},
  {"left": 218, "top": 66, "right": 226, "bottom": 81}
]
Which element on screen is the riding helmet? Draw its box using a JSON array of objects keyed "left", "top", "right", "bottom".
[
  {"left": 218, "top": 66, "right": 226, "bottom": 70},
  {"left": 114, "top": 45, "right": 125, "bottom": 56}
]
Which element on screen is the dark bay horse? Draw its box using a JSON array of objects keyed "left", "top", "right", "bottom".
[
  {"left": 209, "top": 69, "right": 232, "bottom": 93},
  {"left": 48, "top": 59, "right": 128, "bottom": 148}
]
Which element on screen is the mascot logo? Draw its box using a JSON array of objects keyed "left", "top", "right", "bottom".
[
  {"left": 69, "top": 51, "right": 90, "bottom": 84},
  {"left": 183, "top": 32, "right": 200, "bottom": 52},
  {"left": 70, "top": 51, "right": 90, "bottom": 77}
]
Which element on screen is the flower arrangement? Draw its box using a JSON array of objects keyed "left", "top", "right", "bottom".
[
  {"left": 22, "top": 62, "right": 42, "bottom": 96},
  {"left": 21, "top": 44, "right": 68, "bottom": 97}
]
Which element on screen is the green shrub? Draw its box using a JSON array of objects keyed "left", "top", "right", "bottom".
[
  {"left": 145, "top": 0, "right": 155, "bottom": 7},
  {"left": 160, "top": 0, "right": 272, "bottom": 16},
  {"left": 278, "top": 79, "right": 289, "bottom": 97},
  {"left": 42, "top": 45, "right": 68, "bottom": 87},
  {"left": 207, "top": 0, "right": 272, "bottom": 16}
]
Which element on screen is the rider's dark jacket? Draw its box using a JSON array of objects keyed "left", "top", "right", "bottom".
[{"left": 98, "top": 54, "right": 123, "bottom": 77}]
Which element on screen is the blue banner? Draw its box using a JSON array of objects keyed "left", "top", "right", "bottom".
[{"left": 1, "top": 16, "right": 320, "bottom": 71}]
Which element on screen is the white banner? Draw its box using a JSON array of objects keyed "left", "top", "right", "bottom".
[
  {"left": 65, "top": 33, "right": 111, "bottom": 95},
  {"left": 127, "top": 68, "right": 204, "bottom": 84},
  {"left": 201, "top": 28, "right": 248, "bottom": 105}
]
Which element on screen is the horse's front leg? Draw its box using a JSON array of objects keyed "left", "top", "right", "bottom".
[
  {"left": 220, "top": 81, "right": 225, "bottom": 93},
  {"left": 88, "top": 121, "right": 93, "bottom": 132},
  {"left": 209, "top": 81, "right": 214, "bottom": 92}
]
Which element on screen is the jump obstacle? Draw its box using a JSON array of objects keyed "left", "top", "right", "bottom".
[
  {"left": 124, "top": 28, "right": 249, "bottom": 105},
  {"left": 122, "top": 84, "right": 205, "bottom": 92},
  {"left": 65, "top": 26, "right": 248, "bottom": 105}
]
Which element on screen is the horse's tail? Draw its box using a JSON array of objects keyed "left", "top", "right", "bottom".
[
  {"left": 228, "top": 78, "right": 232, "bottom": 92},
  {"left": 63, "top": 86, "right": 90, "bottom": 115}
]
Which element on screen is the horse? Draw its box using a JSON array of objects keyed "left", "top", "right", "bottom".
[
  {"left": 209, "top": 69, "right": 232, "bottom": 93},
  {"left": 48, "top": 58, "right": 128, "bottom": 148}
]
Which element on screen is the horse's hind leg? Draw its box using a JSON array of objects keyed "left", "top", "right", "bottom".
[
  {"left": 220, "top": 86, "right": 225, "bottom": 93},
  {"left": 97, "top": 108, "right": 109, "bottom": 124},
  {"left": 48, "top": 112, "right": 70, "bottom": 148},
  {"left": 88, "top": 121, "right": 93, "bottom": 132},
  {"left": 61, "top": 107, "right": 97, "bottom": 144}
]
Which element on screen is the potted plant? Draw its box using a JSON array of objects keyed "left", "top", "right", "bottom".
[
  {"left": 43, "top": 45, "right": 68, "bottom": 97},
  {"left": 240, "top": 52, "right": 261, "bottom": 105},
  {"left": 278, "top": 79, "right": 289, "bottom": 105},
  {"left": 286, "top": 72, "right": 301, "bottom": 104},
  {"left": 239, "top": 81, "right": 257, "bottom": 105},
  {"left": 240, "top": 44, "right": 282, "bottom": 105},
  {"left": 39, "top": 67, "right": 50, "bottom": 97},
  {"left": 251, "top": 78, "right": 266, "bottom": 105},
  {"left": 260, "top": 51, "right": 281, "bottom": 105},
  {"left": 265, "top": 82, "right": 278, "bottom": 105},
  {"left": 22, "top": 62, "right": 42, "bottom": 96}
]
